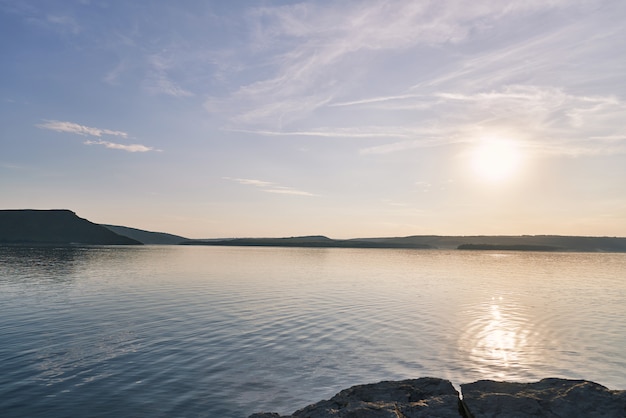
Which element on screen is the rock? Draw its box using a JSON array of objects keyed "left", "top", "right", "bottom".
[
  {"left": 249, "top": 377, "right": 626, "bottom": 418},
  {"left": 461, "top": 378, "right": 626, "bottom": 418},
  {"left": 249, "top": 414, "right": 283, "bottom": 418},
  {"left": 249, "top": 377, "right": 462, "bottom": 417}
]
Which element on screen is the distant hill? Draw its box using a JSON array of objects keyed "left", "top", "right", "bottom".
[
  {"left": 457, "top": 244, "right": 561, "bottom": 252},
  {"left": 336, "top": 235, "right": 626, "bottom": 252},
  {"left": 394, "top": 235, "right": 626, "bottom": 252},
  {"left": 181, "top": 235, "right": 433, "bottom": 249},
  {"left": 181, "top": 234, "right": 626, "bottom": 252},
  {"left": 0, "top": 210, "right": 141, "bottom": 245},
  {"left": 102, "top": 224, "right": 188, "bottom": 245}
]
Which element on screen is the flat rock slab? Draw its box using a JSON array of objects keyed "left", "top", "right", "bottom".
[
  {"left": 250, "top": 377, "right": 462, "bottom": 417},
  {"left": 461, "top": 378, "right": 626, "bottom": 418},
  {"left": 250, "top": 377, "right": 626, "bottom": 418}
]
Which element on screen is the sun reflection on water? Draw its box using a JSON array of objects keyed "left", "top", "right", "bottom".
[{"left": 459, "top": 296, "right": 536, "bottom": 380}]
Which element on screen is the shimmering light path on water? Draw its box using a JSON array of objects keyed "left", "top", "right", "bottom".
[{"left": 1, "top": 246, "right": 625, "bottom": 417}]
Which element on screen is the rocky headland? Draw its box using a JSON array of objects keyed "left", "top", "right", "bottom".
[
  {"left": 0, "top": 209, "right": 141, "bottom": 245},
  {"left": 249, "top": 377, "right": 626, "bottom": 418}
]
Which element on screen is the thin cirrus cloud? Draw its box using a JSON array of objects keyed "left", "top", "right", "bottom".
[
  {"left": 230, "top": 80, "right": 626, "bottom": 157},
  {"left": 143, "top": 55, "right": 195, "bottom": 98},
  {"left": 46, "top": 14, "right": 81, "bottom": 34},
  {"left": 145, "top": 74, "right": 194, "bottom": 98},
  {"left": 37, "top": 120, "right": 159, "bottom": 152},
  {"left": 224, "top": 177, "right": 317, "bottom": 197},
  {"left": 328, "top": 94, "right": 422, "bottom": 108},
  {"left": 226, "top": 127, "right": 415, "bottom": 139},
  {"left": 335, "top": 84, "right": 626, "bottom": 156},
  {"left": 83, "top": 140, "right": 157, "bottom": 153},
  {"left": 200, "top": 0, "right": 625, "bottom": 161},
  {"left": 206, "top": 1, "right": 586, "bottom": 127},
  {"left": 37, "top": 120, "right": 128, "bottom": 138}
]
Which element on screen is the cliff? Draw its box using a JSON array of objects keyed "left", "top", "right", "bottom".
[{"left": 0, "top": 209, "right": 141, "bottom": 245}]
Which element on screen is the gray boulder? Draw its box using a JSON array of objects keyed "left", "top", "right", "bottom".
[
  {"left": 250, "top": 414, "right": 283, "bottom": 418},
  {"left": 250, "top": 377, "right": 626, "bottom": 418},
  {"left": 250, "top": 377, "right": 461, "bottom": 417},
  {"left": 461, "top": 378, "right": 626, "bottom": 418}
]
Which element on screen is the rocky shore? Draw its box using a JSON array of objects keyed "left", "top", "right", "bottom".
[{"left": 249, "top": 377, "right": 626, "bottom": 418}]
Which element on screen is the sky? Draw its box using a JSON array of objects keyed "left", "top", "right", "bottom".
[{"left": 1, "top": 0, "right": 625, "bottom": 239}]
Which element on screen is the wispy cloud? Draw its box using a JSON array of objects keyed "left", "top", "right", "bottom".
[
  {"left": 432, "top": 85, "right": 625, "bottom": 128},
  {"left": 223, "top": 177, "right": 316, "bottom": 196},
  {"left": 103, "top": 60, "right": 128, "bottom": 85},
  {"left": 37, "top": 120, "right": 128, "bottom": 138},
  {"left": 589, "top": 135, "right": 626, "bottom": 143},
  {"left": 225, "top": 177, "right": 274, "bottom": 187},
  {"left": 415, "top": 181, "right": 432, "bottom": 193},
  {"left": 144, "top": 55, "right": 194, "bottom": 97},
  {"left": 328, "top": 94, "right": 422, "bottom": 108},
  {"left": 356, "top": 84, "right": 626, "bottom": 156},
  {"left": 148, "top": 76, "right": 194, "bottom": 98},
  {"left": 0, "top": 162, "right": 27, "bottom": 170},
  {"left": 226, "top": 127, "right": 417, "bottom": 139},
  {"left": 46, "top": 14, "right": 81, "bottom": 34},
  {"left": 192, "top": 0, "right": 626, "bottom": 165},
  {"left": 206, "top": 1, "right": 590, "bottom": 129},
  {"left": 0, "top": 3, "right": 84, "bottom": 35},
  {"left": 37, "top": 120, "right": 160, "bottom": 152},
  {"left": 263, "top": 187, "right": 316, "bottom": 196},
  {"left": 360, "top": 137, "right": 458, "bottom": 155},
  {"left": 84, "top": 140, "right": 159, "bottom": 153},
  {"left": 226, "top": 80, "right": 626, "bottom": 158}
]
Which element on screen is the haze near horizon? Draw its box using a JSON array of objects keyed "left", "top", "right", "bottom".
[{"left": 1, "top": 1, "right": 625, "bottom": 239}]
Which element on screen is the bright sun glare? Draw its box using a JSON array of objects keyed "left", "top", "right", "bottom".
[{"left": 470, "top": 138, "right": 523, "bottom": 183}]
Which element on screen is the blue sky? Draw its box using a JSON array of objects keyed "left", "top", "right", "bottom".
[{"left": 1, "top": 0, "right": 625, "bottom": 238}]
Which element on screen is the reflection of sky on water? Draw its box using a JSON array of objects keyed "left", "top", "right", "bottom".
[
  {"left": 1, "top": 247, "right": 625, "bottom": 417},
  {"left": 0, "top": 247, "right": 82, "bottom": 284}
]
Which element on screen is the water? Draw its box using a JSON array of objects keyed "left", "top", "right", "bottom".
[{"left": 0, "top": 246, "right": 625, "bottom": 417}]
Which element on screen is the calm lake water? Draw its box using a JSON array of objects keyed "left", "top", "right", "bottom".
[{"left": 1, "top": 245, "right": 625, "bottom": 417}]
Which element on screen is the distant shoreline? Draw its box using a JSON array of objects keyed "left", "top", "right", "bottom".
[
  {"left": 457, "top": 243, "right": 561, "bottom": 252},
  {"left": 3, "top": 210, "right": 626, "bottom": 252},
  {"left": 180, "top": 237, "right": 433, "bottom": 250},
  {"left": 179, "top": 235, "right": 626, "bottom": 253}
]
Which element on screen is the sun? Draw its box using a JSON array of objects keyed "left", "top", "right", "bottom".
[{"left": 470, "top": 138, "right": 523, "bottom": 183}]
